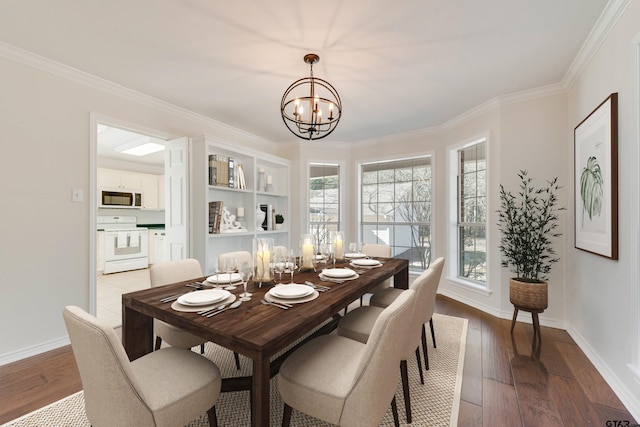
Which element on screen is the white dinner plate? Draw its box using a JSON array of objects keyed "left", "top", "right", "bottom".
[
  {"left": 345, "top": 253, "right": 367, "bottom": 259},
  {"left": 269, "top": 284, "right": 314, "bottom": 299},
  {"left": 178, "top": 289, "right": 231, "bottom": 306},
  {"left": 206, "top": 273, "right": 242, "bottom": 284},
  {"left": 321, "top": 268, "right": 357, "bottom": 278},
  {"left": 351, "top": 258, "right": 381, "bottom": 267}
]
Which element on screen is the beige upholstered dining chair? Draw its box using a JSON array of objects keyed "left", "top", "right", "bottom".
[
  {"left": 149, "top": 258, "right": 207, "bottom": 354},
  {"left": 278, "top": 289, "right": 417, "bottom": 427},
  {"left": 336, "top": 257, "right": 445, "bottom": 423},
  {"left": 150, "top": 258, "right": 241, "bottom": 370},
  {"left": 356, "top": 243, "right": 392, "bottom": 307},
  {"left": 371, "top": 257, "right": 445, "bottom": 370},
  {"left": 218, "top": 250, "right": 252, "bottom": 267},
  {"left": 63, "top": 305, "right": 221, "bottom": 427}
]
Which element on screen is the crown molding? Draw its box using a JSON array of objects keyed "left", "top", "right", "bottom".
[
  {"left": 0, "top": 41, "right": 274, "bottom": 151},
  {"left": 562, "top": 0, "right": 633, "bottom": 90}
]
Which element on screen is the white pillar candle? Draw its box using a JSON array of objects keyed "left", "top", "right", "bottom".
[
  {"left": 267, "top": 175, "right": 272, "bottom": 184},
  {"left": 334, "top": 235, "right": 344, "bottom": 260},
  {"left": 237, "top": 207, "right": 244, "bottom": 218},
  {"left": 256, "top": 244, "right": 272, "bottom": 281},
  {"left": 302, "top": 238, "right": 314, "bottom": 269}
]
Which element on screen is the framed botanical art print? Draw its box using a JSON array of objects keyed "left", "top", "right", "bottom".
[{"left": 574, "top": 93, "right": 618, "bottom": 259}]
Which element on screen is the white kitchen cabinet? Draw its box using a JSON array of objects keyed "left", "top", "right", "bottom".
[
  {"left": 97, "top": 168, "right": 142, "bottom": 189},
  {"left": 140, "top": 174, "right": 159, "bottom": 210},
  {"left": 191, "top": 136, "right": 290, "bottom": 275},
  {"left": 158, "top": 174, "right": 165, "bottom": 210},
  {"left": 148, "top": 229, "right": 166, "bottom": 264}
]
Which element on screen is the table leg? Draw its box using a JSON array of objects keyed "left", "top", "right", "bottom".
[
  {"left": 122, "top": 304, "right": 153, "bottom": 361},
  {"left": 394, "top": 265, "right": 409, "bottom": 290},
  {"left": 251, "top": 355, "right": 271, "bottom": 426}
]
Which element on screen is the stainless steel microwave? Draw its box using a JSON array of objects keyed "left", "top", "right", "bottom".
[{"left": 99, "top": 189, "right": 142, "bottom": 209}]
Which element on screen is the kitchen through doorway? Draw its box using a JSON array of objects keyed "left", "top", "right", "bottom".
[{"left": 93, "top": 118, "right": 171, "bottom": 327}]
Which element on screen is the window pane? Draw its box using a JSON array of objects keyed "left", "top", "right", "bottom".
[
  {"left": 360, "top": 156, "right": 432, "bottom": 272},
  {"left": 456, "top": 140, "right": 487, "bottom": 284}
]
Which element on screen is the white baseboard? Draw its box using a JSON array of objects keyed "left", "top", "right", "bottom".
[
  {"left": 566, "top": 325, "right": 640, "bottom": 422},
  {"left": 0, "top": 336, "right": 70, "bottom": 366}
]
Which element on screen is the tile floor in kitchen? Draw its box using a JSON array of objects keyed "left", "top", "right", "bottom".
[{"left": 96, "top": 268, "right": 151, "bottom": 328}]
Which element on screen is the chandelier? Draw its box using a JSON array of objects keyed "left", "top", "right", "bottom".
[{"left": 280, "top": 53, "right": 342, "bottom": 141}]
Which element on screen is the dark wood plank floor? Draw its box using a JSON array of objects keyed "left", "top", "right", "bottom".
[{"left": 0, "top": 295, "right": 636, "bottom": 426}]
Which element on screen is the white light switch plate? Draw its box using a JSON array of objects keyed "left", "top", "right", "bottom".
[{"left": 72, "top": 188, "right": 83, "bottom": 202}]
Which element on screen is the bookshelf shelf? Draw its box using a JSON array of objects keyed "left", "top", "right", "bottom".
[{"left": 192, "top": 136, "right": 291, "bottom": 274}]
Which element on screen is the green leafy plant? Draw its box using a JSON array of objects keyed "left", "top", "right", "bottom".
[
  {"left": 497, "top": 170, "right": 564, "bottom": 282},
  {"left": 275, "top": 214, "right": 284, "bottom": 224}
]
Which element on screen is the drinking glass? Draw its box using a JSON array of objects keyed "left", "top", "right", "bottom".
[
  {"left": 238, "top": 261, "right": 253, "bottom": 301},
  {"left": 222, "top": 258, "right": 237, "bottom": 290}
]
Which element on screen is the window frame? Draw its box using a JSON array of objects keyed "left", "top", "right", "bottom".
[
  {"left": 447, "top": 134, "right": 491, "bottom": 294},
  {"left": 307, "top": 161, "right": 344, "bottom": 246}
]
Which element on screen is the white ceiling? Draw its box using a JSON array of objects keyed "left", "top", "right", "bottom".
[{"left": 0, "top": 0, "right": 610, "bottom": 145}]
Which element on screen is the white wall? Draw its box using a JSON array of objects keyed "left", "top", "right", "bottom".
[
  {"left": 566, "top": 0, "right": 640, "bottom": 416},
  {"left": 0, "top": 53, "right": 275, "bottom": 363}
]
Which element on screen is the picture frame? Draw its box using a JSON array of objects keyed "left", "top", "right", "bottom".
[{"left": 574, "top": 93, "right": 618, "bottom": 259}]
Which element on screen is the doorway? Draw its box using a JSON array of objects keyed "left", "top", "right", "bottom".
[{"left": 90, "top": 114, "right": 172, "bottom": 326}]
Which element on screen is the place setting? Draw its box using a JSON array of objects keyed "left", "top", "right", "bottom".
[
  {"left": 169, "top": 288, "right": 237, "bottom": 313},
  {"left": 263, "top": 283, "right": 320, "bottom": 307},
  {"left": 319, "top": 267, "right": 359, "bottom": 283},
  {"left": 349, "top": 257, "right": 384, "bottom": 269}
]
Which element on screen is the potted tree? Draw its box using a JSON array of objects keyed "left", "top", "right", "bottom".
[{"left": 497, "top": 170, "right": 564, "bottom": 313}]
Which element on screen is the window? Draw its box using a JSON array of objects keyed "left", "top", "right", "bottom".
[
  {"left": 309, "top": 163, "right": 340, "bottom": 245},
  {"left": 456, "top": 139, "right": 487, "bottom": 283},
  {"left": 360, "top": 156, "right": 432, "bottom": 271}
]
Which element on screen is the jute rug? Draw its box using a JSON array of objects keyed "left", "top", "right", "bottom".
[{"left": 2, "top": 313, "right": 467, "bottom": 427}]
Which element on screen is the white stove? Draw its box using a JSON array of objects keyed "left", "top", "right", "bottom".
[{"left": 98, "top": 216, "right": 148, "bottom": 274}]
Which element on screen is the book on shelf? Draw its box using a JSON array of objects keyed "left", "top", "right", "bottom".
[
  {"left": 228, "top": 157, "right": 234, "bottom": 188},
  {"left": 208, "top": 201, "right": 223, "bottom": 234},
  {"left": 236, "top": 162, "right": 246, "bottom": 189},
  {"left": 208, "top": 155, "right": 217, "bottom": 186},
  {"left": 209, "top": 154, "right": 240, "bottom": 188}
]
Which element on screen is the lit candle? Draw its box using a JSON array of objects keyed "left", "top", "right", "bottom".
[
  {"left": 302, "top": 238, "right": 314, "bottom": 269},
  {"left": 329, "top": 103, "right": 334, "bottom": 119},
  {"left": 237, "top": 207, "right": 244, "bottom": 218},
  {"left": 256, "top": 244, "right": 271, "bottom": 281},
  {"left": 334, "top": 235, "right": 343, "bottom": 260}
]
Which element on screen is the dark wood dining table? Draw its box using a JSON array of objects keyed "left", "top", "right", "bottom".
[{"left": 122, "top": 257, "right": 409, "bottom": 427}]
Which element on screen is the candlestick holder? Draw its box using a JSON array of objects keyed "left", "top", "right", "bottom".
[
  {"left": 253, "top": 237, "right": 274, "bottom": 287},
  {"left": 299, "top": 234, "right": 316, "bottom": 271}
]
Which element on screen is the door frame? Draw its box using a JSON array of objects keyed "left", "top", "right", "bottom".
[{"left": 89, "top": 112, "right": 178, "bottom": 315}]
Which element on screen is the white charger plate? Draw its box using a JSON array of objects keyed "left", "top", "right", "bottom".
[
  {"left": 321, "top": 268, "right": 357, "bottom": 278},
  {"left": 345, "top": 253, "right": 366, "bottom": 259},
  {"left": 206, "top": 273, "right": 242, "bottom": 284},
  {"left": 177, "top": 289, "right": 231, "bottom": 306},
  {"left": 269, "top": 284, "right": 314, "bottom": 299},
  {"left": 351, "top": 258, "right": 381, "bottom": 267}
]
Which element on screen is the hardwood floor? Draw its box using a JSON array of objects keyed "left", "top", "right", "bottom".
[{"left": 0, "top": 295, "right": 636, "bottom": 426}]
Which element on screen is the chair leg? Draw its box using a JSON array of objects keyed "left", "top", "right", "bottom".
[
  {"left": 207, "top": 405, "right": 218, "bottom": 427},
  {"left": 421, "top": 326, "right": 429, "bottom": 371},
  {"left": 415, "top": 347, "right": 424, "bottom": 385},
  {"left": 429, "top": 318, "right": 436, "bottom": 348},
  {"left": 400, "top": 360, "right": 412, "bottom": 423},
  {"left": 154, "top": 336, "right": 162, "bottom": 351},
  {"left": 200, "top": 343, "right": 205, "bottom": 354},
  {"left": 391, "top": 395, "right": 400, "bottom": 427},
  {"left": 282, "top": 403, "right": 293, "bottom": 427},
  {"left": 233, "top": 351, "right": 241, "bottom": 370}
]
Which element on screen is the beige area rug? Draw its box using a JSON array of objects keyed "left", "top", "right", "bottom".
[{"left": 2, "top": 313, "right": 467, "bottom": 427}]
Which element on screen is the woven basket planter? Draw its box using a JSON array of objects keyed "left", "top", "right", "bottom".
[{"left": 509, "top": 278, "right": 548, "bottom": 311}]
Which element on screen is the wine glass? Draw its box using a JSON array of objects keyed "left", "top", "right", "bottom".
[
  {"left": 287, "top": 249, "right": 297, "bottom": 283},
  {"left": 238, "top": 261, "right": 253, "bottom": 301},
  {"left": 275, "top": 253, "right": 287, "bottom": 284},
  {"left": 222, "top": 258, "right": 237, "bottom": 290},
  {"left": 349, "top": 242, "right": 358, "bottom": 257}
]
